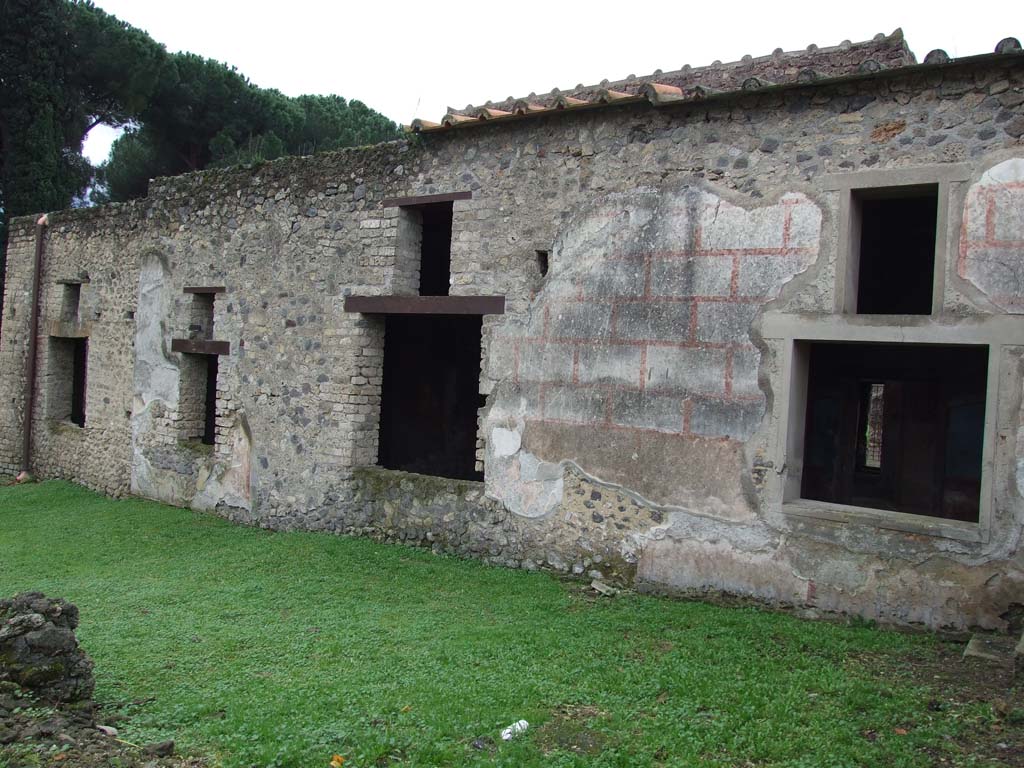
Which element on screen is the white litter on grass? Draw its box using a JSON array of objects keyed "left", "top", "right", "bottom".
[{"left": 501, "top": 720, "right": 529, "bottom": 740}]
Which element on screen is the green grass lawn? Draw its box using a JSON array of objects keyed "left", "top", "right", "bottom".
[{"left": 0, "top": 481, "right": 1017, "bottom": 767}]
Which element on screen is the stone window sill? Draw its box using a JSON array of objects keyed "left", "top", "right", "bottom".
[{"left": 782, "top": 499, "right": 986, "bottom": 543}]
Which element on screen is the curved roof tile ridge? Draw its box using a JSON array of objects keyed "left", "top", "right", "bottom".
[{"left": 405, "top": 29, "right": 1018, "bottom": 133}]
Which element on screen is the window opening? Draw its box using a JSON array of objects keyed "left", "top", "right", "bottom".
[
  {"left": 178, "top": 353, "right": 219, "bottom": 444},
  {"left": 202, "top": 355, "right": 218, "bottom": 445},
  {"left": 189, "top": 293, "right": 215, "bottom": 338},
  {"left": 857, "top": 382, "right": 885, "bottom": 470},
  {"left": 49, "top": 337, "right": 88, "bottom": 426},
  {"left": 417, "top": 202, "right": 453, "bottom": 296},
  {"left": 378, "top": 314, "right": 483, "bottom": 480},
  {"left": 536, "top": 250, "right": 550, "bottom": 278},
  {"left": 855, "top": 185, "right": 938, "bottom": 315},
  {"left": 61, "top": 283, "right": 81, "bottom": 323},
  {"left": 70, "top": 338, "right": 87, "bottom": 427},
  {"left": 800, "top": 342, "right": 986, "bottom": 522}
]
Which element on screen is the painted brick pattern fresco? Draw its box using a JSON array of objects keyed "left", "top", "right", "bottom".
[
  {"left": 485, "top": 185, "right": 821, "bottom": 517},
  {"left": 959, "top": 158, "right": 1024, "bottom": 313},
  {"left": 495, "top": 186, "right": 820, "bottom": 441}
]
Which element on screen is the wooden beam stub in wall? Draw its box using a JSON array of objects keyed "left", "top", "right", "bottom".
[
  {"left": 381, "top": 191, "right": 473, "bottom": 208},
  {"left": 344, "top": 295, "right": 505, "bottom": 315},
  {"left": 171, "top": 338, "right": 230, "bottom": 355}
]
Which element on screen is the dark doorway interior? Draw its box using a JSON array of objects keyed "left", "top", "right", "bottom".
[
  {"left": 203, "top": 354, "right": 219, "bottom": 445},
  {"left": 800, "top": 342, "right": 987, "bottom": 522},
  {"left": 418, "top": 203, "right": 453, "bottom": 296},
  {"left": 70, "top": 338, "right": 88, "bottom": 428},
  {"left": 379, "top": 314, "right": 483, "bottom": 480},
  {"left": 855, "top": 186, "right": 938, "bottom": 315}
]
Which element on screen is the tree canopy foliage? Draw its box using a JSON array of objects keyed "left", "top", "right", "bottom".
[
  {"left": 0, "top": 0, "right": 400, "bottom": 245},
  {"left": 0, "top": 0, "right": 164, "bottom": 232},
  {"left": 98, "top": 71, "right": 400, "bottom": 202}
]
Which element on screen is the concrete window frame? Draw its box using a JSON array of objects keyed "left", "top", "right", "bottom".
[
  {"left": 765, "top": 314, "right": 1008, "bottom": 543},
  {"left": 827, "top": 163, "right": 971, "bottom": 315},
  {"left": 765, "top": 164, "right": 1007, "bottom": 543}
]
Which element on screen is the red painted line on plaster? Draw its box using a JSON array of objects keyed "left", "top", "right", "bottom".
[
  {"left": 724, "top": 349, "right": 734, "bottom": 397},
  {"left": 782, "top": 206, "right": 793, "bottom": 248},
  {"left": 958, "top": 204, "right": 972, "bottom": 276},
  {"left": 600, "top": 248, "right": 817, "bottom": 262},
  {"left": 981, "top": 181, "right": 1024, "bottom": 190},
  {"left": 516, "top": 336, "right": 758, "bottom": 352},
  {"left": 522, "top": 380, "right": 762, "bottom": 401},
  {"left": 639, "top": 344, "right": 648, "bottom": 392},
  {"left": 572, "top": 347, "right": 580, "bottom": 385},
  {"left": 969, "top": 238, "right": 1024, "bottom": 248},
  {"left": 643, "top": 253, "right": 652, "bottom": 299},
  {"left": 644, "top": 291, "right": 723, "bottom": 301},
  {"left": 985, "top": 189, "right": 997, "bottom": 242},
  {"left": 730, "top": 255, "right": 740, "bottom": 297},
  {"left": 695, "top": 295, "right": 765, "bottom": 305},
  {"left": 530, "top": 415, "right": 695, "bottom": 439}
]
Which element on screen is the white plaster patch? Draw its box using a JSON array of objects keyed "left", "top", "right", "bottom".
[
  {"left": 491, "top": 427, "right": 521, "bottom": 457},
  {"left": 979, "top": 157, "right": 1024, "bottom": 184},
  {"left": 193, "top": 413, "right": 254, "bottom": 512},
  {"left": 484, "top": 399, "right": 565, "bottom": 519}
]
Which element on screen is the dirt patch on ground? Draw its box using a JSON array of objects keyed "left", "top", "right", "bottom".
[
  {"left": 534, "top": 704, "right": 608, "bottom": 756},
  {"left": 851, "top": 640, "right": 1024, "bottom": 767},
  {"left": 0, "top": 683, "right": 206, "bottom": 767}
]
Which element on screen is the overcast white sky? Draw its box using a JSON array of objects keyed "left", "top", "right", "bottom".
[{"left": 82, "top": 0, "right": 1019, "bottom": 164}]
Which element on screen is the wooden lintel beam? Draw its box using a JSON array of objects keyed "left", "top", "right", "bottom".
[
  {"left": 343, "top": 295, "right": 505, "bottom": 315},
  {"left": 381, "top": 191, "right": 473, "bottom": 208},
  {"left": 171, "top": 338, "right": 230, "bottom": 355}
]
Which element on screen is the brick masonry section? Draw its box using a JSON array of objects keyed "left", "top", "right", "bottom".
[{"left": 959, "top": 158, "right": 1024, "bottom": 313}]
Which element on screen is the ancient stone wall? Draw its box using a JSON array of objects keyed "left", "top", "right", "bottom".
[
  {"left": 2, "top": 54, "right": 1023, "bottom": 629},
  {"left": 0, "top": 207, "right": 141, "bottom": 494}
]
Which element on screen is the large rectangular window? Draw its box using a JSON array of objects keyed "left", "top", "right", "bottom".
[
  {"left": 378, "top": 314, "right": 483, "bottom": 480},
  {"left": 800, "top": 342, "right": 987, "bottom": 522}
]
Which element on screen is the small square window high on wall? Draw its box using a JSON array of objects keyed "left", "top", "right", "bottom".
[{"left": 852, "top": 185, "right": 938, "bottom": 315}]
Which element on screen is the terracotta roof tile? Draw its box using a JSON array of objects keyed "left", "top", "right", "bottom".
[
  {"left": 552, "top": 94, "right": 589, "bottom": 109},
  {"left": 512, "top": 99, "right": 547, "bottom": 114},
  {"left": 477, "top": 107, "right": 513, "bottom": 119},
  {"left": 409, "top": 30, "right": 1022, "bottom": 133},
  {"left": 595, "top": 89, "right": 634, "bottom": 103}
]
